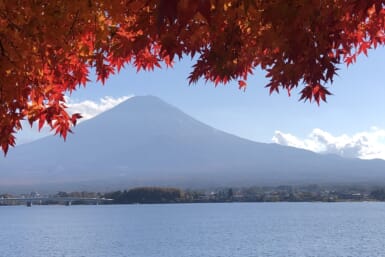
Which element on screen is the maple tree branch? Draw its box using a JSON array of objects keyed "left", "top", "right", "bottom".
[
  {"left": 67, "top": 10, "right": 80, "bottom": 40},
  {"left": 0, "top": 40, "right": 5, "bottom": 57},
  {"left": 0, "top": 35, "right": 19, "bottom": 66},
  {"left": 2, "top": 15, "right": 22, "bottom": 33}
]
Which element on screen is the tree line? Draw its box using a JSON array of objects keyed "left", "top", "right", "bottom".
[{"left": 4, "top": 185, "right": 385, "bottom": 205}]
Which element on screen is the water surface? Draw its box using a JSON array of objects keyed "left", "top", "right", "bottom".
[{"left": 0, "top": 202, "right": 384, "bottom": 257}]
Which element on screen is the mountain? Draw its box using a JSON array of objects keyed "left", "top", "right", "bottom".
[{"left": 1, "top": 95, "right": 385, "bottom": 192}]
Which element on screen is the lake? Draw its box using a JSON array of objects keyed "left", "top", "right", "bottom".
[{"left": 0, "top": 202, "right": 384, "bottom": 257}]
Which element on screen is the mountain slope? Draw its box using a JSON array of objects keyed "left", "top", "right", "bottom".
[{"left": 1, "top": 95, "right": 385, "bottom": 192}]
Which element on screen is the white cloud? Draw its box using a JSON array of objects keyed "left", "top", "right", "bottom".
[
  {"left": 16, "top": 95, "right": 133, "bottom": 145},
  {"left": 272, "top": 127, "right": 385, "bottom": 160},
  {"left": 66, "top": 95, "right": 133, "bottom": 121}
]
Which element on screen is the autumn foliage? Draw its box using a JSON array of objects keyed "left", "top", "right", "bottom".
[{"left": 1, "top": 0, "right": 385, "bottom": 153}]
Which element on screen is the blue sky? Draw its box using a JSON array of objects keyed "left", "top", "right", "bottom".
[{"left": 17, "top": 47, "right": 385, "bottom": 159}]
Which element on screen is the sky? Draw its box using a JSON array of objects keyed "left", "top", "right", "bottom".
[{"left": 16, "top": 47, "right": 385, "bottom": 160}]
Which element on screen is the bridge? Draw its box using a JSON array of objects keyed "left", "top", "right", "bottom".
[{"left": 0, "top": 197, "right": 113, "bottom": 207}]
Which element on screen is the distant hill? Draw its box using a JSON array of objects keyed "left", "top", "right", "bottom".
[{"left": 1, "top": 95, "right": 385, "bottom": 193}]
